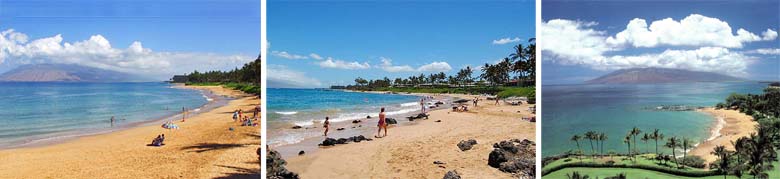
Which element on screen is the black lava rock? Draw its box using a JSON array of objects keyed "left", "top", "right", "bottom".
[
  {"left": 386, "top": 118, "right": 398, "bottom": 124},
  {"left": 457, "top": 139, "right": 478, "bottom": 151},
  {"left": 442, "top": 170, "right": 461, "bottom": 179}
]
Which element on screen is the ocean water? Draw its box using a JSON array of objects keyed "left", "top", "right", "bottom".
[
  {"left": 0, "top": 82, "right": 208, "bottom": 147},
  {"left": 542, "top": 82, "right": 768, "bottom": 157},
  {"left": 267, "top": 88, "right": 425, "bottom": 147}
]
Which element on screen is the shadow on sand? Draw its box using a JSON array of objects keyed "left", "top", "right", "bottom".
[
  {"left": 211, "top": 164, "right": 260, "bottom": 179},
  {"left": 181, "top": 143, "right": 250, "bottom": 153}
]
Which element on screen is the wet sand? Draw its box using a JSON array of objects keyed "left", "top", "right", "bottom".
[{"left": 0, "top": 85, "right": 261, "bottom": 178}]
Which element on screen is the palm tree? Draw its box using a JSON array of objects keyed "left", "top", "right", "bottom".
[
  {"left": 682, "top": 138, "right": 693, "bottom": 162},
  {"left": 641, "top": 133, "right": 650, "bottom": 154},
  {"left": 651, "top": 129, "right": 664, "bottom": 157},
  {"left": 623, "top": 134, "right": 632, "bottom": 160},
  {"left": 571, "top": 135, "right": 583, "bottom": 160},
  {"left": 665, "top": 136, "right": 681, "bottom": 168},
  {"left": 598, "top": 133, "right": 608, "bottom": 156},
  {"left": 584, "top": 131, "right": 598, "bottom": 155},
  {"left": 711, "top": 145, "right": 731, "bottom": 179},
  {"left": 630, "top": 127, "right": 642, "bottom": 158}
]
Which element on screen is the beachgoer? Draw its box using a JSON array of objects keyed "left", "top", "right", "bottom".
[
  {"left": 110, "top": 116, "right": 115, "bottom": 126},
  {"left": 181, "top": 107, "right": 187, "bottom": 122},
  {"left": 473, "top": 97, "right": 478, "bottom": 107},
  {"left": 238, "top": 109, "right": 243, "bottom": 121},
  {"left": 233, "top": 110, "right": 238, "bottom": 121},
  {"left": 420, "top": 98, "right": 425, "bottom": 114},
  {"left": 377, "top": 108, "right": 387, "bottom": 138},
  {"left": 324, "top": 117, "right": 330, "bottom": 136},
  {"left": 495, "top": 98, "right": 500, "bottom": 105}
]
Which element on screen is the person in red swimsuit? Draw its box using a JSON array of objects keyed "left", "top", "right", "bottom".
[{"left": 376, "top": 107, "right": 387, "bottom": 138}]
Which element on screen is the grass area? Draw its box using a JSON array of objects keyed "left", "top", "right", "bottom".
[
  {"left": 185, "top": 82, "right": 260, "bottom": 95},
  {"left": 543, "top": 154, "right": 716, "bottom": 177},
  {"left": 369, "top": 86, "right": 535, "bottom": 98},
  {"left": 545, "top": 167, "right": 738, "bottom": 179}
]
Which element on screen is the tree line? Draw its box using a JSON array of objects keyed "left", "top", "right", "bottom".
[
  {"left": 184, "top": 54, "right": 262, "bottom": 86},
  {"left": 345, "top": 38, "right": 535, "bottom": 89}
]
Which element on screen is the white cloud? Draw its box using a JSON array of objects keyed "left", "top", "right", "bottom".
[
  {"left": 271, "top": 51, "right": 308, "bottom": 60},
  {"left": 417, "top": 61, "right": 452, "bottom": 72},
  {"left": 378, "top": 57, "right": 415, "bottom": 72},
  {"left": 0, "top": 29, "right": 253, "bottom": 80},
  {"left": 746, "top": 48, "right": 780, "bottom": 55},
  {"left": 377, "top": 57, "right": 452, "bottom": 73},
  {"left": 605, "top": 14, "right": 775, "bottom": 48},
  {"left": 267, "top": 65, "right": 322, "bottom": 88},
  {"left": 540, "top": 19, "right": 614, "bottom": 64},
  {"left": 492, "top": 37, "right": 521, "bottom": 45},
  {"left": 541, "top": 17, "right": 759, "bottom": 77},
  {"left": 762, "top": 29, "right": 778, "bottom": 41},
  {"left": 309, "top": 53, "right": 323, "bottom": 60},
  {"left": 317, "top": 57, "right": 370, "bottom": 70}
]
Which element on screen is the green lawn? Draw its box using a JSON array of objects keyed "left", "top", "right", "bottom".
[
  {"left": 545, "top": 167, "right": 738, "bottom": 179},
  {"left": 543, "top": 154, "right": 779, "bottom": 178},
  {"left": 185, "top": 82, "right": 260, "bottom": 95}
]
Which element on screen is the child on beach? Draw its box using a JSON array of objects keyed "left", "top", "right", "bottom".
[
  {"left": 376, "top": 108, "right": 387, "bottom": 138},
  {"left": 323, "top": 117, "right": 330, "bottom": 136},
  {"left": 233, "top": 110, "right": 238, "bottom": 121}
]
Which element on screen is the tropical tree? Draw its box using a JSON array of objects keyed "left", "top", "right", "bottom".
[
  {"left": 651, "top": 129, "right": 665, "bottom": 157},
  {"left": 711, "top": 145, "right": 731, "bottom": 179},
  {"left": 682, "top": 138, "right": 693, "bottom": 163},
  {"left": 641, "top": 133, "right": 650, "bottom": 154},
  {"left": 623, "top": 134, "right": 632, "bottom": 160},
  {"left": 571, "top": 135, "right": 583, "bottom": 160},
  {"left": 665, "top": 136, "right": 681, "bottom": 168},
  {"left": 630, "top": 127, "right": 642, "bottom": 158},
  {"left": 598, "top": 132, "right": 608, "bottom": 155},
  {"left": 584, "top": 131, "right": 598, "bottom": 155}
]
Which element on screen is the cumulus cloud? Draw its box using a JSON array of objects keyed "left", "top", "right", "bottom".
[
  {"left": 378, "top": 57, "right": 415, "bottom": 72},
  {"left": 377, "top": 57, "right": 451, "bottom": 72},
  {"left": 271, "top": 51, "right": 308, "bottom": 60},
  {"left": 267, "top": 65, "right": 322, "bottom": 88},
  {"left": 417, "top": 61, "right": 452, "bottom": 72},
  {"left": 492, "top": 37, "right": 521, "bottom": 45},
  {"left": 541, "top": 15, "right": 765, "bottom": 77},
  {"left": 317, "top": 57, "right": 370, "bottom": 70},
  {"left": 605, "top": 14, "right": 775, "bottom": 48},
  {"left": 0, "top": 29, "right": 253, "bottom": 80}
]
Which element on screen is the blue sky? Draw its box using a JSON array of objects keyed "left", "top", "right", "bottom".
[
  {"left": 0, "top": 0, "right": 260, "bottom": 80},
  {"left": 267, "top": 0, "right": 535, "bottom": 88},
  {"left": 542, "top": 1, "right": 780, "bottom": 84}
]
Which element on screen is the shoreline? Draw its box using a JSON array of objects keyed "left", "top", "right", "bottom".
[
  {"left": 0, "top": 84, "right": 225, "bottom": 150},
  {"left": 269, "top": 91, "right": 450, "bottom": 156},
  {"left": 276, "top": 92, "right": 535, "bottom": 178},
  {"left": 0, "top": 84, "right": 261, "bottom": 178},
  {"left": 689, "top": 107, "right": 756, "bottom": 164}
]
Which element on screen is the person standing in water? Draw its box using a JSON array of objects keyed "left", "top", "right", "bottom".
[
  {"left": 376, "top": 107, "right": 387, "bottom": 138},
  {"left": 110, "top": 116, "right": 115, "bottom": 127},
  {"left": 181, "top": 107, "right": 187, "bottom": 122},
  {"left": 323, "top": 117, "right": 330, "bottom": 136}
]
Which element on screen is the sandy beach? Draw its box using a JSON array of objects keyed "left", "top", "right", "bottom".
[
  {"left": 689, "top": 108, "right": 756, "bottom": 163},
  {"left": 280, "top": 93, "right": 536, "bottom": 178},
  {"left": 0, "top": 85, "right": 261, "bottom": 178}
]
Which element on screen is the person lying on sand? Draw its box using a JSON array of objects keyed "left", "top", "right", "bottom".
[
  {"left": 376, "top": 108, "right": 387, "bottom": 138},
  {"left": 323, "top": 117, "right": 330, "bottom": 136}
]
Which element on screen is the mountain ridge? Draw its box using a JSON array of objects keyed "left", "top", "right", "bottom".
[
  {"left": 0, "top": 64, "right": 145, "bottom": 82},
  {"left": 586, "top": 68, "right": 743, "bottom": 84}
]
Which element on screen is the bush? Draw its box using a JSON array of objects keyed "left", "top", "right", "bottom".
[{"left": 681, "top": 156, "right": 706, "bottom": 169}]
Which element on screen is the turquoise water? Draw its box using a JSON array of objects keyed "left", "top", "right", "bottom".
[
  {"left": 0, "top": 82, "right": 208, "bottom": 147},
  {"left": 267, "top": 88, "right": 424, "bottom": 146},
  {"left": 542, "top": 82, "right": 768, "bottom": 157}
]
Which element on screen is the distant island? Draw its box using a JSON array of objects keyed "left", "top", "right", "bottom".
[
  {"left": 0, "top": 64, "right": 143, "bottom": 82},
  {"left": 586, "top": 68, "right": 743, "bottom": 84}
]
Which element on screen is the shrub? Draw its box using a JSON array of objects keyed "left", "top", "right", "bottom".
[{"left": 681, "top": 156, "right": 706, "bottom": 169}]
